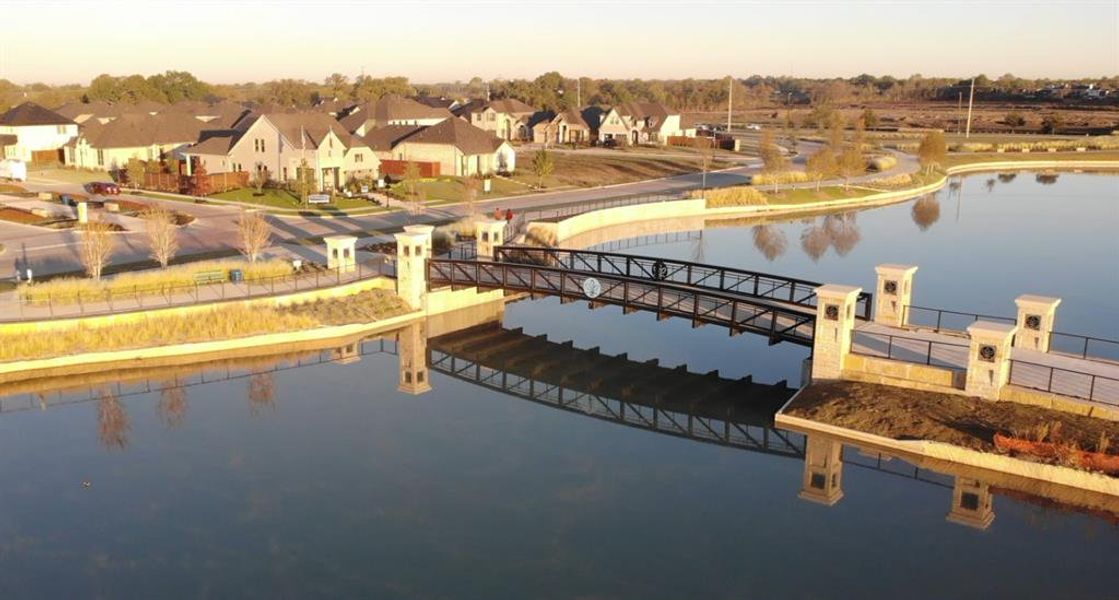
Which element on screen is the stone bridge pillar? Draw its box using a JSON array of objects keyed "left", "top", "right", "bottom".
[
  {"left": 946, "top": 477, "right": 994, "bottom": 530},
  {"left": 799, "top": 436, "right": 844, "bottom": 506},
  {"left": 398, "top": 321, "right": 431, "bottom": 395},
  {"left": 874, "top": 264, "right": 918, "bottom": 327},
  {"left": 811, "top": 284, "right": 863, "bottom": 381},
  {"left": 403, "top": 224, "right": 434, "bottom": 258},
  {"left": 324, "top": 235, "right": 358, "bottom": 273},
  {"left": 965, "top": 321, "right": 1018, "bottom": 401},
  {"left": 331, "top": 339, "right": 362, "bottom": 365},
  {"left": 1013, "top": 295, "right": 1061, "bottom": 352},
  {"left": 395, "top": 229, "right": 432, "bottom": 310},
  {"left": 474, "top": 218, "right": 506, "bottom": 260}
]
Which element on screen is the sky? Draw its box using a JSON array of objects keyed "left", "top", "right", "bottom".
[{"left": 1, "top": 0, "right": 1116, "bottom": 85}]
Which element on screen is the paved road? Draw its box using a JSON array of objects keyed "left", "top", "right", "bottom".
[{"left": 1, "top": 142, "right": 917, "bottom": 278}]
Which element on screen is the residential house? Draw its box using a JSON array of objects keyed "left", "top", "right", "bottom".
[
  {"left": 371, "top": 117, "right": 515, "bottom": 177},
  {"left": 467, "top": 98, "right": 536, "bottom": 141},
  {"left": 0, "top": 102, "right": 78, "bottom": 163},
  {"left": 65, "top": 112, "right": 206, "bottom": 171},
  {"left": 596, "top": 102, "right": 692, "bottom": 145},
  {"left": 183, "top": 111, "right": 377, "bottom": 191},
  {"left": 338, "top": 95, "right": 452, "bottom": 136},
  {"left": 531, "top": 108, "right": 593, "bottom": 145}
]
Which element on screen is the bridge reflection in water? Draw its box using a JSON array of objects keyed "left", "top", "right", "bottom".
[{"left": 1, "top": 316, "right": 1115, "bottom": 531}]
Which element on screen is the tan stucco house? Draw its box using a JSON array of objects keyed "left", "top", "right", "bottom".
[
  {"left": 183, "top": 111, "right": 377, "bottom": 191},
  {"left": 65, "top": 112, "right": 205, "bottom": 171},
  {"left": 467, "top": 98, "right": 536, "bottom": 141},
  {"left": 370, "top": 118, "right": 516, "bottom": 177}
]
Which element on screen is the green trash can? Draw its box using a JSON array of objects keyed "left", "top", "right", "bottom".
[{"left": 230, "top": 269, "right": 244, "bottom": 283}]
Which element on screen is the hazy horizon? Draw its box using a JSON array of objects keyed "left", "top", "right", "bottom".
[{"left": 1, "top": 0, "right": 1116, "bottom": 85}]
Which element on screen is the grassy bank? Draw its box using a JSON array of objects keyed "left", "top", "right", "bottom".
[
  {"left": 511, "top": 153, "right": 733, "bottom": 189},
  {"left": 0, "top": 289, "right": 410, "bottom": 362},
  {"left": 19, "top": 259, "right": 294, "bottom": 305},
  {"left": 943, "top": 150, "right": 1119, "bottom": 168}
]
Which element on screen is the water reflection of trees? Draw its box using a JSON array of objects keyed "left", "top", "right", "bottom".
[
  {"left": 98, "top": 389, "right": 130, "bottom": 450},
  {"left": 248, "top": 371, "right": 276, "bottom": 416},
  {"left": 1035, "top": 173, "right": 1060, "bottom": 185},
  {"left": 985, "top": 178, "right": 996, "bottom": 192},
  {"left": 752, "top": 225, "right": 787, "bottom": 261},
  {"left": 158, "top": 380, "right": 187, "bottom": 429},
  {"left": 798, "top": 213, "right": 861, "bottom": 261},
  {"left": 911, "top": 195, "right": 941, "bottom": 231},
  {"left": 997, "top": 173, "right": 1017, "bottom": 183}
]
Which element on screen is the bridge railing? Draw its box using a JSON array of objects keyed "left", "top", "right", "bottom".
[
  {"left": 1008, "top": 359, "right": 1119, "bottom": 406},
  {"left": 1048, "top": 331, "right": 1119, "bottom": 364},
  {"left": 493, "top": 246, "right": 873, "bottom": 320},
  {"left": 428, "top": 258, "right": 817, "bottom": 346},
  {"left": 851, "top": 331, "right": 969, "bottom": 371},
  {"left": 901, "top": 305, "right": 1016, "bottom": 333},
  {"left": 503, "top": 191, "right": 687, "bottom": 239}
]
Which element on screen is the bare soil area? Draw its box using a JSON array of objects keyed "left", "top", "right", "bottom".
[{"left": 786, "top": 381, "right": 1119, "bottom": 454}]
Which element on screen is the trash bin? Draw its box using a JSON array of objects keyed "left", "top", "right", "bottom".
[{"left": 230, "top": 269, "right": 244, "bottom": 282}]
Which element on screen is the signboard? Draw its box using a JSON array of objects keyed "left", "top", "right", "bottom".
[
  {"left": 582, "top": 277, "right": 602, "bottom": 299},
  {"left": 308, "top": 193, "right": 331, "bottom": 204},
  {"left": 360, "top": 185, "right": 370, "bottom": 194}
]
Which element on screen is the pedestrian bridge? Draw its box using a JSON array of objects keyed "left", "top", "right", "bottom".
[{"left": 428, "top": 246, "right": 874, "bottom": 346}]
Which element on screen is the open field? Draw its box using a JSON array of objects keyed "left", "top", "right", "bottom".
[
  {"left": 27, "top": 168, "right": 107, "bottom": 185},
  {"left": 388, "top": 176, "right": 531, "bottom": 203}
]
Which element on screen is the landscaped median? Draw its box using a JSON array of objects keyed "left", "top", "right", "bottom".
[
  {"left": 0, "top": 289, "right": 416, "bottom": 373},
  {"left": 777, "top": 380, "right": 1119, "bottom": 497}
]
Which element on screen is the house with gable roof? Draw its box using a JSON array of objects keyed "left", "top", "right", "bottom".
[
  {"left": 596, "top": 101, "right": 692, "bottom": 145},
  {"left": 0, "top": 102, "right": 79, "bottom": 163}
]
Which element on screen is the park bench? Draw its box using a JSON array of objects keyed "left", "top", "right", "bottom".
[{"left": 193, "top": 270, "right": 226, "bottom": 285}]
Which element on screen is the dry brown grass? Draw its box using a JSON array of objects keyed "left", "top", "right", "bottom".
[
  {"left": 0, "top": 289, "right": 410, "bottom": 362},
  {"left": 698, "top": 186, "right": 769, "bottom": 208},
  {"left": 19, "top": 259, "right": 294, "bottom": 305},
  {"left": 752, "top": 171, "right": 810, "bottom": 185}
]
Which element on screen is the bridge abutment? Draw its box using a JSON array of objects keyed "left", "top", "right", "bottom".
[
  {"left": 874, "top": 264, "right": 918, "bottom": 327},
  {"left": 965, "top": 321, "right": 1018, "bottom": 400},
  {"left": 324, "top": 235, "right": 358, "bottom": 273},
  {"left": 398, "top": 321, "right": 432, "bottom": 395},
  {"left": 946, "top": 477, "right": 995, "bottom": 530},
  {"left": 811, "top": 285, "right": 863, "bottom": 381},
  {"left": 1013, "top": 295, "right": 1061, "bottom": 352}
]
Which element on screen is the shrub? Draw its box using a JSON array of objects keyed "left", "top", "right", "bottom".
[
  {"left": 867, "top": 155, "right": 897, "bottom": 172},
  {"left": 751, "top": 171, "right": 810, "bottom": 185},
  {"left": 698, "top": 186, "right": 769, "bottom": 208},
  {"left": 865, "top": 173, "right": 913, "bottom": 189}
]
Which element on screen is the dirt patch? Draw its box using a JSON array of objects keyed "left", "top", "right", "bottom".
[{"left": 786, "top": 381, "right": 1119, "bottom": 455}]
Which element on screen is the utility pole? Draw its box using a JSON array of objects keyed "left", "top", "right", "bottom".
[
  {"left": 965, "top": 78, "right": 975, "bottom": 139},
  {"left": 726, "top": 77, "right": 733, "bottom": 132},
  {"left": 956, "top": 91, "right": 962, "bottom": 135},
  {"left": 576, "top": 78, "right": 581, "bottom": 107}
]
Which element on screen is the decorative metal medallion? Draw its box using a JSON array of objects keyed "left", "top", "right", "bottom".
[
  {"left": 582, "top": 277, "right": 603, "bottom": 299},
  {"left": 978, "top": 344, "right": 997, "bottom": 362},
  {"left": 825, "top": 304, "right": 840, "bottom": 321},
  {"left": 652, "top": 260, "right": 669, "bottom": 281},
  {"left": 884, "top": 280, "right": 898, "bottom": 295},
  {"left": 1025, "top": 314, "right": 1042, "bottom": 330}
]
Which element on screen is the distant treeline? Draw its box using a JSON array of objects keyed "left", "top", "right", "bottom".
[{"left": 3, "top": 71, "right": 1117, "bottom": 113}]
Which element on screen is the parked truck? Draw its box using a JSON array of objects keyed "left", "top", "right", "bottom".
[{"left": 0, "top": 159, "right": 28, "bottom": 182}]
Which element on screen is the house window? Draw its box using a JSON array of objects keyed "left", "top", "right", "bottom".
[
  {"left": 283, "top": 167, "right": 288, "bottom": 180},
  {"left": 57, "top": 125, "right": 67, "bottom": 134},
  {"left": 97, "top": 149, "right": 104, "bottom": 167},
  {"left": 487, "top": 113, "right": 495, "bottom": 121},
  {"left": 354, "top": 153, "right": 363, "bottom": 164}
]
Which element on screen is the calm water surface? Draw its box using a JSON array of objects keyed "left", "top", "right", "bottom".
[{"left": 0, "top": 172, "right": 1116, "bottom": 598}]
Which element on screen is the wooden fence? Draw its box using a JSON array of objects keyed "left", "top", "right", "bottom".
[
  {"left": 143, "top": 171, "right": 249, "bottom": 194},
  {"left": 380, "top": 160, "right": 440, "bottom": 178}
]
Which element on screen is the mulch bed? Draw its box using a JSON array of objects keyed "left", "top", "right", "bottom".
[{"left": 787, "top": 381, "right": 1119, "bottom": 455}]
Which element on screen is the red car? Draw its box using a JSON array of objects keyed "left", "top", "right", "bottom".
[{"left": 85, "top": 181, "right": 121, "bottom": 195}]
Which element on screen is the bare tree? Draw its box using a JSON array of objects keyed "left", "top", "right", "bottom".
[
  {"left": 751, "top": 225, "right": 787, "bottom": 261},
  {"left": 248, "top": 371, "right": 276, "bottom": 416},
  {"left": 79, "top": 218, "right": 116, "bottom": 280},
  {"left": 252, "top": 166, "right": 270, "bottom": 195},
  {"left": 838, "top": 146, "right": 865, "bottom": 190},
  {"left": 532, "top": 149, "right": 555, "bottom": 188},
  {"left": 911, "top": 195, "right": 941, "bottom": 231},
  {"left": 98, "top": 389, "right": 130, "bottom": 450},
  {"left": 125, "top": 158, "right": 146, "bottom": 191},
  {"left": 800, "top": 223, "right": 830, "bottom": 262},
  {"left": 758, "top": 129, "right": 788, "bottom": 193},
  {"left": 237, "top": 210, "right": 272, "bottom": 263},
  {"left": 461, "top": 176, "right": 480, "bottom": 217},
  {"left": 143, "top": 205, "right": 179, "bottom": 268},
  {"left": 917, "top": 131, "right": 947, "bottom": 174},
  {"left": 158, "top": 381, "right": 187, "bottom": 428},
  {"left": 805, "top": 147, "right": 837, "bottom": 191}
]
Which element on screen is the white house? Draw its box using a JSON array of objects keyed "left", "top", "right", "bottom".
[{"left": 0, "top": 102, "right": 78, "bottom": 163}]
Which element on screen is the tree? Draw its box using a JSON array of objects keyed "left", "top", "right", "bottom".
[
  {"left": 324, "top": 73, "right": 349, "bottom": 99},
  {"left": 1005, "top": 111, "right": 1026, "bottom": 129},
  {"left": 98, "top": 389, "right": 130, "bottom": 450},
  {"left": 236, "top": 210, "right": 272, "bottom": 263},
  {"left": 911, "top": 195, "right": 941, "bottom": 231},
  {"left": 1041, "top": 114, "right": 1062, "bottom": 134},
  {"left": 532, "top": 149, "right": 555, "bottom": 188},
  {"left": 461, "top": 176, "right": 480, "bottom": 217},
  {"left": 758, "top": 130, "right": 788, "bottom": 192},
  {"left": 827, "top": 114, "right": 845, "bottom": 149},
  {"left": 79, "top": 219, "right": 116, "bottom": 281},
  {"left": 125, "top": 158, "right": 146, "bottom": 190},
  {"left": 143, "top": 205, "right": 179, "bottom": 268},
  {"left": 917, "top": 131, "right": 947, "bottom": 174},
  {"left": 861, "top": 107, "right": 879, "bottom": 130},
  {"left": 838, "top": 146, "right": 865, "bottom": 189},
  {"left": 751, "top": 225, "right": 787, "bottom": 261},
  {"left": 402, "top": 160, "right": 422, "bottom": 203},
  {"left": 252, "top": 167, "right": 270, "bottom": 195},
  {"left": 805, "top": 147, "right": 838, "bottom": 191},
  {"left": 294, "top": 159, "right": 314, "bottom": 207}
]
